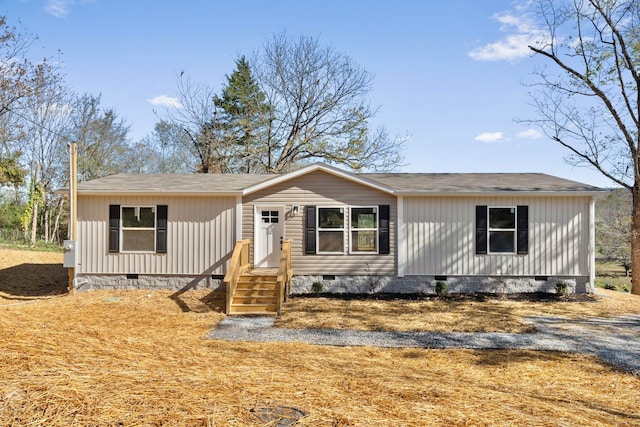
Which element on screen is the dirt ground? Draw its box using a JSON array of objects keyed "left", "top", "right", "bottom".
[{"left": 0, "top": 247, "right": 67, "bottom": 299}]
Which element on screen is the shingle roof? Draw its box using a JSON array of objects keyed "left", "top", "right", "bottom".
[
  {"left": 76, "top": 173, "right": 276, "bottom": 194},
  {"left": 73, "top": 167, "right": 603, "bottom": 196},
  {"left": 363, "top": 172, "right": 603, "bottom": 194}
]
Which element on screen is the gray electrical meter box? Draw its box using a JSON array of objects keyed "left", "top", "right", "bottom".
[{"left": 63, "top": 240, "right": 77, "bottom": 268}]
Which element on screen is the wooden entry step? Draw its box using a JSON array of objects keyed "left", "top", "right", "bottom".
[{"left": 229, "top": 268, "right": 280, "bottom": 316}]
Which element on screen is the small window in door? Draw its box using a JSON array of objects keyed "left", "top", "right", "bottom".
[{"left": 261, "top": 210, "right": 279, "bottom": 223}]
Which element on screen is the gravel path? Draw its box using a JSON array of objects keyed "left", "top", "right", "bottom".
[{"left": 208, "top": 314, "right": 640, "bottom": 376}]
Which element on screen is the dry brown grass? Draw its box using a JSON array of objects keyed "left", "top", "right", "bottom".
[
  {"left": 2, "top": 289, "right": 640, "bottom": 426},
  {"left": 2, "top": 248, "right": 640, "bottom": 425},
  {"left": 276, "top": 291, "right": 640, "bottom": 333}
]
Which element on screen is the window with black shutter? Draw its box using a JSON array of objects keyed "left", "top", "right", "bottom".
[
  {"left": 306, "top": 204, "right": 390, "bottom": 255},
  {"left": 109, "top": 205, "right": 167, "bottom": 253},
  {"left": 488, "top": 207, "right": 516, "bottom": 253},
  {"left": 350, "top": 207, "right": 378, "bottom": 253},
  {"left": 317, "top": 207, "right": 345, "bottom": 253},
  {"left": 476, "top": 205, "right": 529, "bottom": 255}
]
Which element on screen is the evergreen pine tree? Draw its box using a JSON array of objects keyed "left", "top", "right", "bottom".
[{"left": 215, "top": 57, "right": 269, "bottom": 173}]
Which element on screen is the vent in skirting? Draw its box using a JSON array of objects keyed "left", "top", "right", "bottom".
[
  {"left": 322, "top": 275, "right": 336, "bottom": 281},
  {"left": 434, "top": 275, "right": 447, "bottom": 281},
  {"left": 126, "top": 274, "right": 139, "bottom": 280}
]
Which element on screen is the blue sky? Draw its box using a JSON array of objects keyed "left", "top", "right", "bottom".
[{"left": 0, "top": 0, "right": 613, "bottom": 186}]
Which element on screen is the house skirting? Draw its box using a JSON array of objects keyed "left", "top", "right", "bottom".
[
  {"left": 290, "top": 275, "right": 593, "bottom": 294},
  {"left": 74, "top": 274, "right": 225, "bottom": 291},
  {"left": 73, "top": 273, "right": 592, "bottom": 294}
]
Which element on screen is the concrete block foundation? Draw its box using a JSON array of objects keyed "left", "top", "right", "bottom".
[
  {"left": 74, "top": 273, "right": 592, "bottom": 295},
  {"left": 290, "top": 275, "right": 592, "bottom": 295},
  {"left": 74, "top": 274, "right": 224, "bottom": 292}
]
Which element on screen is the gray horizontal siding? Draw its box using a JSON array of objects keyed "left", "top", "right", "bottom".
[
  {"left": 77, "top": 195, "right": 236, "bottom": 275},
  {"left": 403, "top": 195, "right": 590, "bottom": 276},
  {"left": 243, "top": 170, "right": 396, "bottom": 275}
]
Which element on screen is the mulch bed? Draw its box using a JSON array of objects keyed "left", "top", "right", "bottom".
[{"left": 292, "top": 291, "right": 597, "bottom": 303}]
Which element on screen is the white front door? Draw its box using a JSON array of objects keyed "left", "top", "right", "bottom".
[{"left": 254, "top": 206, "right": 284, "bottom": 268}]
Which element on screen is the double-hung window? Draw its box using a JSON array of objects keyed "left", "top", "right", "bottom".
[
  {"left": 109, "top": 204, "right": 167, "bottom": 254},
  {"left": 488, "top": 207, "right": 516, "bottom": 253},
  {"left": 305, "top": 204, "right": 390, "bottom": 255},
  {"left": 350, "top": 207, "right": 378, "bottom": 253},
  {"left": 476, "top": 205, "right": 528, "bottom": 255},
  {"left": 121, "top": 206, "right": 156, "bottom": 252},
  {"left": 317, "top": 207, "right": 345, "bottom": 253}
]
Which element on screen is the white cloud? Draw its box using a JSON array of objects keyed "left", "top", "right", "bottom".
[
  {"left": 469, "top": 12, "right": 548, "bottom": 62},
  {"left": 148, "top": 95, "right": 182, "bottom": 109},
  {"left": 45, "top": 0, "right": 71, "bottom": 17},
  {"left": 44, "top": 0, "right": 96, "bottom": 18},
  {"left": 474, "top": 131, "right": 508, "bottom": 143},
  {"left": 516, "top": 129, "right": 542, "bottom": 139}
]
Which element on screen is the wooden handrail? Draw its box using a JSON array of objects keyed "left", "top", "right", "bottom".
[
  {"left": 225, "top": 239, "right": 251, "bottom": 314},
  {"left": 276, "top": 239, "right": 293, "bottom": 315}
]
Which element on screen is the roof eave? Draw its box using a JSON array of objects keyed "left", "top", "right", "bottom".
[
  {"left": 395, "top": 190, "right": 605, "bottom": 197},
  {"left": 69, "top": 190, "right": 244, "bottom": 197},
  {"left": 65, "top": 189, "right": 605, "bottom": 198}
]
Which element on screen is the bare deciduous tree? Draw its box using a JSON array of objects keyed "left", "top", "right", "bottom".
[
  {"left": 0, "top": 16, "right": 39, "bottom": 117},
  {"left": 159, "top": 34, "right": 406, "bottom": 174},
  {"left": 161, "top": 75, "right": 236, "bottom": 173},
  {"left": 0, "top": 16, "right": 46, "bottom": 188},
  {"left": 67, "top": 93, "right": 130, "bottom": 181},
  {"left": 522, "top": 0, "right": 640, "bottom": 294},
  {"left": 253, "top": 33, "right": 405, "bottom": 172},
  {"left": 128, "top": 121, "right": 194, "bottom": 174},
  {"left": 20, "top": 61, "right": 70, "bottom": 244}
]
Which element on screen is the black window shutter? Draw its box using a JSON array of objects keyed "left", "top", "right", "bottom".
[
  {"left": 476, "top": 205, "right": 487, "bottom": 255},
  {"left": 378, "top": 204, "right": 390, "bottom": 254},
  {"left": 517, "top": 205, "right": 529, "bottom": 255},
  {"left": 109, "top": 204, "right": 120, "bottom": 253},
  {"left": 156, "top": 205, "right": 168, "bottom": 253},
  {"left": 305, "top": 206, "right": 316, "bottom": 254}
]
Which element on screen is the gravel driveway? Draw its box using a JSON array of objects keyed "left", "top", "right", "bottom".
[{"left": 208, "top": 314, "right": 640, "bottom": 376}]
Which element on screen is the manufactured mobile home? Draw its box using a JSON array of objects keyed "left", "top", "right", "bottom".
[{"left": 68, "top": 163, "right": 602, "bottom": 313}]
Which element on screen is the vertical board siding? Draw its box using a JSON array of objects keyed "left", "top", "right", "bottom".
[
  {"left": 243, "top": 170, "right": 397, "bottom": 275},
  {"left": 78, "top": 195, "right": 236, "bottom": 275},
  {"left": 404, "top": 196, "right": 590, "bottom": 276}
]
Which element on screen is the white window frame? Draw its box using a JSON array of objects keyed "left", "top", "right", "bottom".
[
  {"left": 121, "top": 205, "right": 157, "bottom": 253},
  {"left": 316, "top": 206, "right": 345, "bottom": 254},
  {"left": 487, "top": 206, "right": 516, "bottom": 254},
  {"left": 349, "top": 206, "right": 379, "bottom": 254}
]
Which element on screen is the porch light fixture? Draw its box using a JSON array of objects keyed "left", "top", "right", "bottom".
[{"left": 292, "top": 205, "right": 299, "bottom": 215}]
